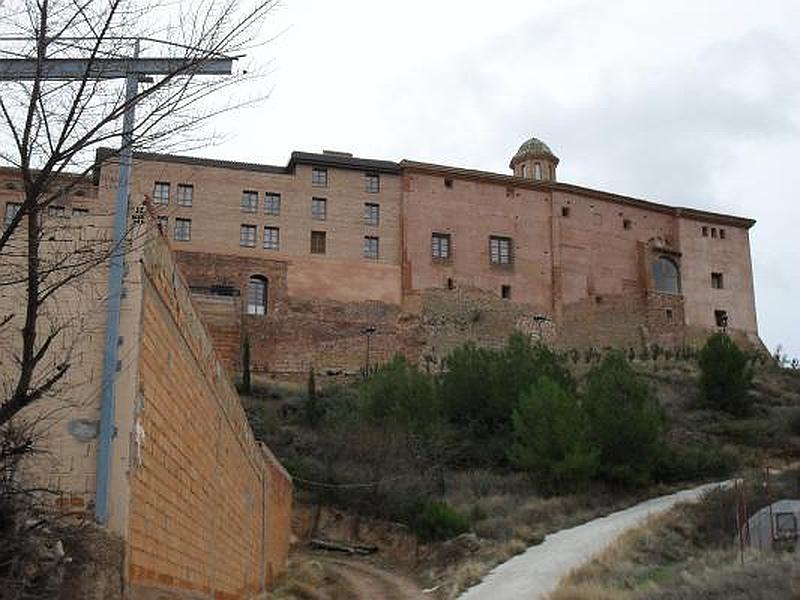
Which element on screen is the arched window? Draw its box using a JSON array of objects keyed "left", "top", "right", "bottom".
[
  {"left": 246, "top": 275, "right": 268, "bottom": 315},
  {"left": 520, "top": 164, "right": 528, "bottom": 178},
  {"left": 652, "top": 257, "right": 680, "bottom": 294},
  {"left": 533, "top": 162, "right": 543, "bottom": 180}
]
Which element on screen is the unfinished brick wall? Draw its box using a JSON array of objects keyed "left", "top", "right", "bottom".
[{"left": 125, "top": 232, "right": 291, "bottom": 599}]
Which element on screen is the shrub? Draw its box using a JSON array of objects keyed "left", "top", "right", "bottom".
[
  {"left": 584, "top": 353, "right": 664, "bottom": 487},
  {"left": 654, "top": 440, "right": 740, "bottom": 483},
  {"left": 412, "top": 500, "right": 470, "bottom": 542},
  {"left": 509, "top": 376, "right": 598, "bottom": 491},
  {"left": 697, "top": 333, "right": 753, "bottom": 416}
]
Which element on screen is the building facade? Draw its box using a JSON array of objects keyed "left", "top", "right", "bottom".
[{"left": 1, "top": 137, "right": 760, "bottom": 376}]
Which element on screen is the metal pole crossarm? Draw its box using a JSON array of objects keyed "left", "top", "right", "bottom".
[{"left": 0, "top": 57, "right": 235, "bottom": 80}]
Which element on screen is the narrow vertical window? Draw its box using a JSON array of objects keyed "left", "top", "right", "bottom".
[
  {"left": 264, "top": 226, "right": 280, "bottom": 250},
  {"left": 431, "top": 232, "right": 451, "bottom": 260},
  {"left": 311, "top": 197, "right": 327, "bottom": 220},
  {"left": 247, "top": 276, "right": 268, "bottom": 316},
  {"left": 241, "top": 190, "right": 258, "bottom": 213},
  {"left": 533, "top": 163, "right": 542, "bottom": 180},
  {"left": 153, "top": 182, "right": 170, "bottom": 205},
  {"left": 174, "top": 218, "right": 191, "bottom": 241},
  {"left": 489, "top": 236, "right": 512, "bottom": 265},
  {"left": 240, "top": 224, "right": 257, "bottom": 247},
  {"left": 711, "top": 272, "right": 724, "bottom": 289},
  {"left": 264, "top": 192, "right": 281, "bottom": 216},
  {"left": 4, "top": 202, "right": 21, "bottom": 227},
  {"left": 501, "top": 285, "right": 511, "bottom": 299},
  {"left": 176, "top": 184, "right": 193, "bottom": 207},
  {"left": 364, "top": 202, "right": 379, "bottom": 226},
  {"left": 714, "top": 309, "right": 728, "bottom": 328},
  {"left": 365, "top": 172, "right": 380, "bottom": 193},
  {"left": 363, "top": 236, "right": 379, "bottom": 260},
  {"left": 310, "top": 230, "right": 327, "bottom": 254},
  {"left": 312, "top": 167, "right": 328, "bottom": 187}
]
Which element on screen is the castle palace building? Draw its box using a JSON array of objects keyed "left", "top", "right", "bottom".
[{"left": 0, "top": 137, "right": 759, "bottom": 377}]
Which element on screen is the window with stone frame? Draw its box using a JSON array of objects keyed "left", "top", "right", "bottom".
[
  {"left": 312, "top": 167, "right": 328, "bottom": 187},
  {"left": 489, "top": 235, "right": 513, "bottom": 265},
  {"left": 264, "top": 192, "right": 281, "bottom": 216},
  {"left": 47, "top": 205, "right": 66, "bottom": 218},
  {"left": 4, "top": 202, "right": 21, "bottom": 227},
  {"left": 174, "top": 218, "right": 191, "bottom": 241},
  {"left": 176, "top": 184, "right": 193, "bottom": 207},
  {"left": 652, "top": 256, "right": 680, "bottom": 294},
  {"left": 365, "top": 172, "right": 380, "bottom": 193},
  {"left": 240, "top": 224, "right": 257, "bottom": 247},
  {"left": 363, "top": 236, "right": 379, "bottom": 260},
  {"left": 264, "top": 226, "right": 280, "bottom": 250},
  {"left": 714, "top": 309, "right": 728, "bottom": 328},
  {"left": 711, "top": 272, "right": 724, "bottom": 289},
  {"left": 310, "top": 230, "right": 326, "bottom": 254},
  {"left": 364, "top": 202, "right": 379, "bottom": 226},
  {"left": 241, "top": 190, "right": 258, "bottom": 213},
  {"left": 153, "top": 181, "right": 170, "bottom": 205},
  {"left": 431, "top": 232, "right": 451, "bottom": 260},
  {"left": 311, "top": 197, "right": 327, "bottom": 220}
]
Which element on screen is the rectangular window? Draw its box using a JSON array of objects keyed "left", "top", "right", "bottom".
[
  {"left": 312, "top": 167, "right": 328, "bottom": 187},
  {"left": 72, "top": 207, "right": 89, "bottom": 217},
  {"left": 241, "top": 190, "right": 258, "bottom": 213},
  {"left": 311, "top": 197, "right": 327, "bottom": 220},
  {"left": 4, "top": 202, "right": 21, "bottom": 226},
  {"left": 489, "top": 235, "right": 512, "bottom": 265},
  {"left": 501, "top": 285, "right": 511, "bottom": 299},
  {"left": 153, "top": 182, "right": 170, "bottom": 205},
  {"left": 719, "top": 228, "right": 726, "bottom": 239},
  {"left": 310, "top": 230, "right": 326, "bottom": 254},
  {"left": 711, "top": 272, "right": 724, "bottom": 289},
  {"left": 176, "top": 184, "right": 193, "bottom": 207},
  {"left": 666, "top": 308, "right": 674, "bottom": 322},
  {"left": 157, "top": 215, "right": 168, "bottom": 234},
  {"left": 264, "top": 192, "right": 281, "bottom": 216},
  {"left": 365, "top": 172, "right": 380, "bottom": 193},
  {"left": 48, "top": 205, "right": 66, "bottom": 218},
  {"left": 364, "top": 202, "right": 379, "bottom": 226},
  {"left": 363, "top": 236, "right": 379, "bottom": 260},
  {"left": 174, "top": 218, "right": 191, "bottom": 241},
  {"left": 264, "top": 226, "right": 280, "bottom": 250},
  {"left": 702, "top": 226, "right": 708, "bottom": 237},
  {"left": 561, "top": 206, "right": 571, "bottom": 218},
  {"left": 623, "top": 218, "right": 632, "bottom": 230},
  {"left": 711, "top": 227, "right": 718, "bottom": 238},
  {"left": 240, "top": 224, "right": 257, "bottom": 247},
  {"left": 431, "top": 232, "right": 451, "bottom": 260},
  {"left": 714, "top": 309, "right": 728, "bottom": 328}
]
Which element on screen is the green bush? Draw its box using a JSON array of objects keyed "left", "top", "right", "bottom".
[
  {"left": 509, "top": 376, "right": 598, "bottom": 491},
  {"left": 412, "top": 500, "right": 470, "bottom": 542},
  {"left": 584, "top": 352, "right": 664, "bottom": 487},
  {"left": 654, "top": 440, "right": 740, "bottom": 483},
  {"left": 697, "top": 333, "right": 753, "bottom": 416}
]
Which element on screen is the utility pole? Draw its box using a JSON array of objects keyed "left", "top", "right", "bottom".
[{"left": 0, "top": 41, "right": 236, "bottom": 526}]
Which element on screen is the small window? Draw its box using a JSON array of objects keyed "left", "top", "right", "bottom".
[
  {"left": 365, "top": 173, "right": 380, "bottom": 193},
  {"left": 4, "top": 202, "right": 21, "bottom": 226},
  {"left": 47, "top": 205, "right": 66, "bottom": 218},
  {"left": 364, "top": 202, "right": 380, "bottom": 226},
  {"left": 489, "top": 235, "right": 513, "bottom": 265},
  {"left": 311, "top": 197, "right": 327, "bottom": 220},
  {"left": 501, "top": 285, "right": 511, "bottom": 299},
  {"left": 72, "top": 207, "right": 88, "bottom": 217},
  {"left": 561, "top": 206, "right": 571, "bottom": 218},
  {"left": 533, "top": 163, "right": 542, "bottom": 181},
  {"left": 446, "top": 278, "right": 454, "bottom": 290},
  {"left": 263, "top": 226, "right": 279, "bottom": 250},
  {"left": 264, "top": 193, "right": 281, "bottom": 216},
  {"left": 431, "top": 232, "right": 451, "bottom": 260},
  {"left": 702, "top": 226, "right": 709, "bottom": 237},
  {"left": 363, "top": 236, "right": 379, "bottom": 260},
  {"left": 157, "top": 215, "right": 168, "bottom": 233},
  {"left": 241, "top": 190, "right": 258, "bottom": 213},
  {"left": 444, "top": 178, "right": 453, "bottom": 188},
  {"left": 176, "top": 184, "right": 193, "bottom": 207},
  {"left": 310, "top": 230, "right": 326, "bottom": 254},
  {"left": 521, "top": 164, "right": 528, "bottom": 178},
  {"left": 623, "top": 218, "right": 632, "bottom": 230},
  {"left": 719, "top": 228, "right": 726, "bottom": 239},
  {"left": 240, "top": 224, "right": 257, "bottom": 247},
  {"left": 711, "top": 272, "right": 724, "bottom": 289},
  {"left": 775, "top": 512, "right": 798, "bottom": 541},
  {"left": 711, "top": 227, "right": 718, "bottom": 238},
  {"left": 153, "top": 182, "right": 170, "bottom": 205},
  {"left": 174, "top": 218, "right": 191, "bottom": 241},
  {"left": 312, "top": 167, "right": 328, "bottom": 187},
  {"left": 714, "top": 309, "right": 728, "bottom": 328},
  {"left": 246, "top": 276, "right": 268, "bottom": 316},
  {"left": 666, "top": 308, "right": 674, "bottom": 322}
]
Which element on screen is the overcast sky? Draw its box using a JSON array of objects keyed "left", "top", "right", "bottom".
[{"left": 207, "top": 0, "right": 800, "bottom": 358}]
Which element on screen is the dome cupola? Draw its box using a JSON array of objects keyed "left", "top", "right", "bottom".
[{"left": 510, "top": 136, "right": 559, "bottom": 181}]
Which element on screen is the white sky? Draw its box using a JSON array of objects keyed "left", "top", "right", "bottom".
[{"left": 206, "top": 0, "right": 800, "bottom": 358}]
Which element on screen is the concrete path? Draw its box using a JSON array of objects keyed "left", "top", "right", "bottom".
[{"left": 458, "top": 481, "right": 728, "bottom": 600}]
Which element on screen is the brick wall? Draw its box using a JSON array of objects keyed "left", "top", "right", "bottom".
[{"left": 124, "top": 231, "right": 291, "bottom": 599}]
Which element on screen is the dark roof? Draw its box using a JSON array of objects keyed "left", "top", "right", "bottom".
[
  {"left": 400, "top": 160, "right": 755, "bottom": 229},
  {"left": 95, "top": 148, "right": 401, "bottom": 176}
]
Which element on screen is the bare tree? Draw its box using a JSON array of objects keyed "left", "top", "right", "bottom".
[{"left": 0, "top": 0, "right": 276, "bottom": 430}]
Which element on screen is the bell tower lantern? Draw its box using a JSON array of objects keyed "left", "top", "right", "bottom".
[{"left": 510, "top": 136, "right": 559, "bottom": 182}]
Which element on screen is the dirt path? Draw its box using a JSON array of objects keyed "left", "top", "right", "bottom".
[
  {"left": 458, "top": 481, "right": 729, "bottom": 600},
  {"left": 319, "top": 555, "right": 427, "bottom": 600}
]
